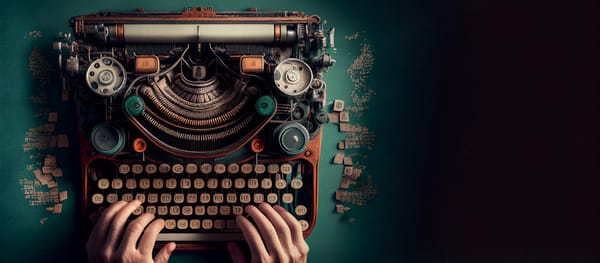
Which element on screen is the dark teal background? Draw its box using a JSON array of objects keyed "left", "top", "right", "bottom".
[{"left": 0, "top": 0, "right": 445, "bottom": 262}]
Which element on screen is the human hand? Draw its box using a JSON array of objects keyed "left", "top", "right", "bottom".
[
  {"left": 86, "top": 200, "right": 177, "bottom": 263},
  {"left": 228, "top": 203, "right": 309, "bottom": 263}
]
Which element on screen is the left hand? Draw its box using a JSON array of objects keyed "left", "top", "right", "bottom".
[{"left": 86, "top": 200, "right": 176, "bottom": 263}]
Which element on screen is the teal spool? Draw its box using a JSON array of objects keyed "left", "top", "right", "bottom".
[
  {"left": 90, "top": 122, "right": 125, "bottom": 155},
  {"left": 124, "top": 95, "right": 144, "bottom": 116},
  {"left": 255, "top": 95, "right": 276, "bottom": 116}
]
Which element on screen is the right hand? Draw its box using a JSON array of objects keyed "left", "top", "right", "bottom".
[{"left": 227, "top": 203, "right": 309, "bottom": 263}]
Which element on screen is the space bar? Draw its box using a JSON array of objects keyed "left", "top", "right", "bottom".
[{"left": 156, "top": 232, "right": 245, "bottom": 242}]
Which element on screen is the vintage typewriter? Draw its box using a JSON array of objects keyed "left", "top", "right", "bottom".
[{"left": 56, "top": 7, "right": 334, "bottom": 248}]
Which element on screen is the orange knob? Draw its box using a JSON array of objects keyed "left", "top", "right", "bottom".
[
  {"left": 133, "top": 138, "right": 147, "bottom": 153},
  {"left": 250, "top": 137, "right": 264, "bottom": 153}
]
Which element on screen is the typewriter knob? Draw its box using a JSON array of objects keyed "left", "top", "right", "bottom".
[
  {"left": 90, "top": 122, "right": 125, "bottom": 155},
  {"left": 85, "top": 57, "right": 127, "bottom": 97},
  {"left": 124, "top": 95, "right": 144, "bottom": 116},
  {"left": 314, "top": 110, "right": 329, "bottom": 124},
  {"left": 255, "top": 95, "right": 276, "bottom": 117},
  {"left": 273, "top": 122, "right": 309, "bottom": 155},
  {"left": 273, "top": 58, "right": 313, "bottom": 97}
]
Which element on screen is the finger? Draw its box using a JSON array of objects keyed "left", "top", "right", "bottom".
[
  {"left": 117, "top": 212, "right": 155, "bottom": 252},
  {"left": 88, "top": 201, "right": 128, "bottom": 247},
  {"left": 257, "top": 203, "right": 294, "bottom": 251},
  {"left": 245, "top": 205, "right": 284, "bottom": 256},
  {"left": 138, "top": 218, "right": 165, "bottom": 255},
  {"left": 104, "top": 200, "right": 142, "bottom": 251},
  {"left": 236, "top": 214, "right": 268, "bottom": 262},
  {"left": 227, "top": 242, "right": 248, "bottom": 263},
  {"left": 153, "top": 242, "right": 176, "bottom": 263},
  {"left": 273, "top": 205, "right": 305, "bottom": 245}
]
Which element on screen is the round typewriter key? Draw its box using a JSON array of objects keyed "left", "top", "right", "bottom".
[
  {"left": 248, "top": 179, "right": 259, "bottom": 189},
  {"left": 221, "top": 178, "right": 232, "bottom": 189},
  {"left": 207, "top": 178, "right": 218, "bottom": 189},
  {"left": 180, "top": 178, "right": 191, "bottom": 189},
  {"left": 254, "top": 164, "right": 266, "bottom": 174},
  {"left": 190, "top": 219, "right": 201, "bottom": 229},
  {"left": 214, "top": 164, "right": 226, "bottom": 174},
  {"left": 132, "top": 206, "right": 143, "bottom": 216},
  {"left": 227, "top": 193, "right": 237, "bottom": 203},
  {"left": 253, "top": 193, "right": 264, "bottom": 203},
  {"left": 234, "top": 178, "right": 245, "bottom": 189},
  {"left": 165, "top": 219, "right": 176, "bottom": 230},
  {"left": 290, "top": 179, "right": 303, "bottom": 189},
  {"left": 139, "top": 178, "right": 150, "bottom": 189},
  {"left": 240, "top": 164, "right": 253, "bottom": 174},
  {"left": 220, "top": 206, "right": 231, "bottom": 216},
  {"left": 106, "top": 193, "right": 118, "bottom": 204},
  {"left": 166, "top": 178, "right": 177, "bottom": 189},
  {"left": 111, "top": 178, "right": 123, "bottom": 190},
  {"left": 145, "top": 164, "right": 157, "bottom": 174},
  {"left": 145, "top": 206, "right": 156, "bottom": 214},
  {"left": 267, "top": 163, "right": 279, "bottom": 174},
  {"left": 202, "top": 219, "right": 213, "bottom": 230},
  {"left": 185, "top": 163, "right": 198, "bottom": 174},
  {"left": 91, "top": 122, "right": 125, "bottom": 155},
  {"left": 261, "top": 178, "right": 273, "bottom": 189},
  {"left": 125, "top": 178, "right": 136, "bottom": 189},
  {"left": 91, "top": 193, "right": 104, "bottom": 204},
  {"left": 200, "top": 163, "right": 212, "bottom": 174},
  {"left": 177, "top": 219, "right": 188, "bottom": 230},
  {"left": 182, "top": 206, "right": 193, "bottom": 216},
  {"left": 121, "top": 193, "right": 133, "bottom": 202},
  {"left": 227, "top": 163, "right": 240, "bottom": 174},
  {"left": 275, "top": 179, "right": 287, "bottom": 189},
  {"left": 193, "top": 178, "right": 205, "bottom": 189},
  {"left": 131, "top": 164, "right": 143, "bottom": 175},
  {"left": 267, "top": 193, "right": 278, "bottom": 204},
  {"left": 172, "top": 164, "right": 184, "bottom": 174},
  {"left": 282, "top": 193, "right": 294, "bottom": 203},
  {"left": 97, "top": 178, "right": 110, "bottom": 190},
  {"left": 233, "top": 206, "right": 243, "bottom": 215},
  {"left": 298, "top": 220, "right": 310, "bottom": 231},
  {"left": 280, "top": 163, "right": 293, "bottom": 174},
  {"left": 118, "top": 164, "right": 130, "bottom": 174},
  {"left": 295, "top": 205, "right": 308, "bottom": 216},
  {"left": 158, "top": 163, "right": 171, "bottom": 174}
]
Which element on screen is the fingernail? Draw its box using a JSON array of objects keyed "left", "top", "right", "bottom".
[{"left": 168, "top": 242, "right": 176, "bottom": 253}]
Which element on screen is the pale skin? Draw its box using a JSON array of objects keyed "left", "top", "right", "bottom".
[{"left": 87, "top": 200, "right": 309, "bottom": 263}]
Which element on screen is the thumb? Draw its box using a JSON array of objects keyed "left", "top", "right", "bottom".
[
  {"left": 227, "top": 242, "right": 248, "bottom": 263},
  {"left": 154, "top": 242, "right": 176, "bottom": 263}
]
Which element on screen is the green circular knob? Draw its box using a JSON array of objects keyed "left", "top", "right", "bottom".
[
  {"left": 255, "top": 95, "right": 276, "bottom": 117},
  {"left": 124, "top": 95, "right": 144, "bottom": 116},
  {"left": 91, "top": 122, "right": 125, "bottom": 155}
]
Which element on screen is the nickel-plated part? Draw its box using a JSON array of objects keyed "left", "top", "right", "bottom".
[
  {"left": 85, "top": 57, "right": 126, "bottom": 96},
  {"left": 82, "top": 23, "right": 298, "bottom": 44},
  {"left": 273, "top": 58, "right": 313, "bottom": 97}
]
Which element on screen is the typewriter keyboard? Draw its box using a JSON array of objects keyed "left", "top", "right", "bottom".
[{"left": 87, "top": 159, "right": 313, "bottom": 242}]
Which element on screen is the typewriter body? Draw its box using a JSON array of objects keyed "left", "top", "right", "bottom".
[{"left": 58, "top": 7, "right": 334, "bottom": 248}]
